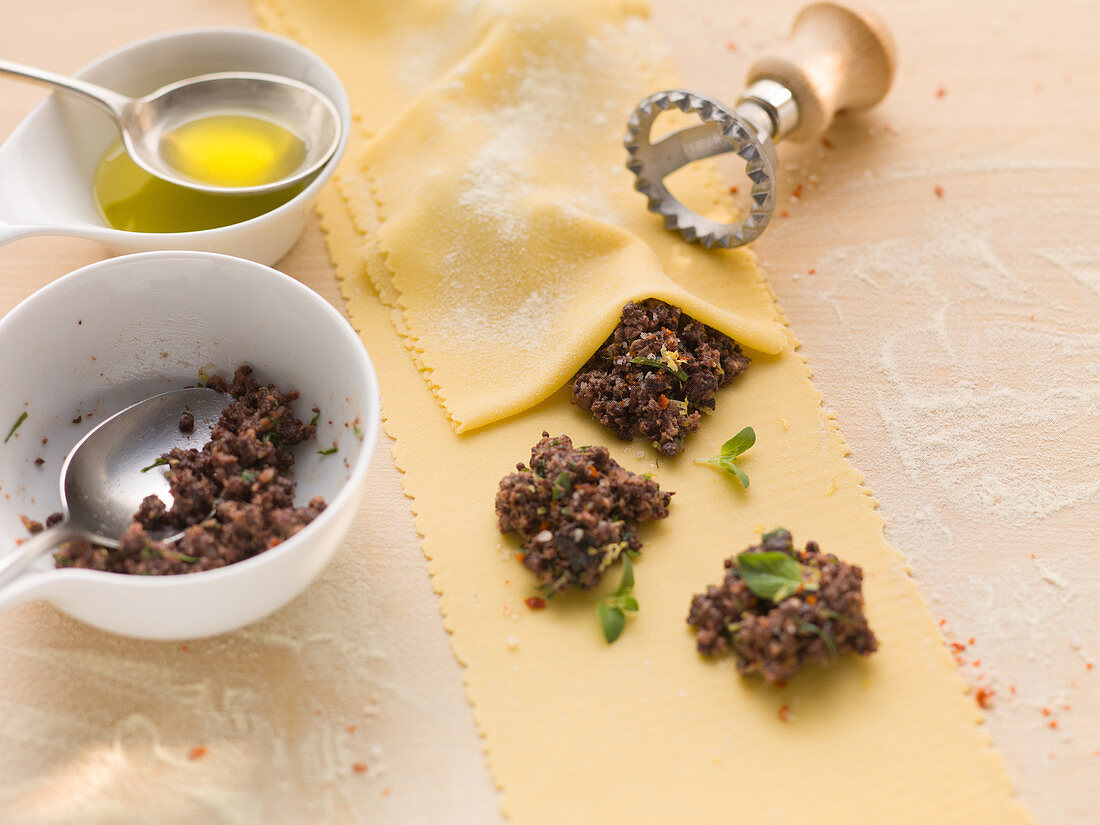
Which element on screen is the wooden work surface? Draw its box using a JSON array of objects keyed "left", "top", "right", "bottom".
[{"left": 0, "top": 1, "right": 1096, "bottom": 823}]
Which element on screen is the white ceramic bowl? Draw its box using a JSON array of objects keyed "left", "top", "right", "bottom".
[
  {"left": 0, "top": 28, "right": 352, "bottom": 265},
  {"left": 0, "top": 251, "right": 379, "bottom": 639}
]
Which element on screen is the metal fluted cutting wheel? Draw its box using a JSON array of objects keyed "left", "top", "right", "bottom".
[{"left": 624, "top": 90, "right": 778, "bottom": 250}]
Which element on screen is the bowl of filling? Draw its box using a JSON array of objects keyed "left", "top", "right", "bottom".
[
  {"left": 0, "top": 251, "right": 378, "bottom": 639},
  {"left": 0, "top": 27, "right": 352, "bottom": 265}
]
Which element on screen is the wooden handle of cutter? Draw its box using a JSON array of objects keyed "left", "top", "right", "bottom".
[{"left": 748, "top": 2, "right": 896, "bottom": 143}]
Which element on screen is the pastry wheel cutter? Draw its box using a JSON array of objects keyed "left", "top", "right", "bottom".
[{"left": 625, "top": 2, "right": 896, "bottom": 249}]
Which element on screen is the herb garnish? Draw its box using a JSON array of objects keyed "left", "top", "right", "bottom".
[
  {"left": 736, "top": 550, "right": 820, "bottom": 603},
  {"left": 596, "top": 555, "right": 639, "bottom": 643},
  {"left": 551, "top": 471, "right": 572, "bottom": 501},
  {"left": 316, "top": 444, "right": 338, "bottom": 456},
  {"left": 797, "top": 620, "right": 837, "bottom": 657},
  {"left": 140, "top": 457, "right": 169, "bottom": 473},
  {"left": 309, "top": 410, "right": 320, "bottom": 427},
  {"left": 694, "top": 426, "right": 755, "bottom": 488},
  {"left": 4, "top": 411, "right": 27, "bottom": 443},
  {"left": 239, "top": 470, "right": 257, "bottom": 484},
  {"left": 71, "top": 415, "right": 82, "bottom": 425},
  {"left": 167, "top": 550, "right": 200, "bottom": 564},
  {"left": 630, "top": 356, "right": 688, "bottom": 382}
]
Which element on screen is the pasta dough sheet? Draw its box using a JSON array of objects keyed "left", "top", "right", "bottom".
[
  {"left": 259, "top": 0, "right": 785, "bottom": 432},
  {"left": 255, "top": 0, "right": 1030, "bottom": 823}
]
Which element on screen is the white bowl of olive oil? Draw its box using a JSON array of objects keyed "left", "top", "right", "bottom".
[{"left": 0, "top": 28, "right": 351, "bottom": 265}]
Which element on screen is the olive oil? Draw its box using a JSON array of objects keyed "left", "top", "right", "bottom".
[
  {"left": 93, "top": 114, "right": 309, "bottom": 234},
  {"left": 159, "top": 114, "right": 307, "bottom": 188}
]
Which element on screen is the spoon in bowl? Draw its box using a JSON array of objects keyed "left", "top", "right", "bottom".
[
  {"left": 0, "top": 387, "right": 231, "bottom": 590},
  {"left": 0, "top": 59, "right": 341, "bottom": 196}
]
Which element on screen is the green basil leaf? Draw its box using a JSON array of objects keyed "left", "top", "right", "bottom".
[
  {"left": 798, "top": 620, "right": 838, "bottom": 658},
  {"left": 140, "top": 457, "right": 169, "bottom": 473},
  {"left": 551, "top": 471, "right": 572, "bottom": 500},
  {"left": 695, "top": 427, "right": 754, "bottom": 488},
  {"left": 617, "top": 553, "right": 634, "bottom": 595},
  {"left": 619, "top": 595, "right": 639, "bottom": 613},
  {"left": 597, "top": 602, "right": 626, "bottom": 643},
  {"left": 630, "top": 356, "right": 687, "bottom": 382},
  {"left": 720, "top": 426, "right": 756, "bottom": 458},
  {"left": 4, "top": 411, "right": 28, "bottom": 444},
  {"left": 736, "top": 551, "right": 818, "bottom": 602}
]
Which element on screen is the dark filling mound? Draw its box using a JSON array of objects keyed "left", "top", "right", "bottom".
[
  {"left": 687, "top": 529, "right": 877, "bottom": 683},
  {"left": 571, "top": 300, "right": 749, "bottom": 457},
  {"left": 53, "top": 366, "right": 326, "bottom": 575},
  {"left": 495, "top": 432, "right": 671, "bottom": 594}
]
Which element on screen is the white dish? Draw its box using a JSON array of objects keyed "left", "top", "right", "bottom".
[
  {"left": 0, "top": 251, "right": 379, "bottom": 639},
  {"left": 0, "top": 27, "right": 352, "bottom": 265}
]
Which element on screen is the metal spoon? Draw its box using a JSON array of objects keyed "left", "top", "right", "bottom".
[
  {"left": 0, "top": 59, "right": 342, "bottom": 196},
  {"left": 0, "top": 387, "right": 231, "bottom": 589}
]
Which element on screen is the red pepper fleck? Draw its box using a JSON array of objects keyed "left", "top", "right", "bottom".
[
  {"left": 972, "top": 660, "right": 982, "bottom": 666},
  {"left": 949, "top": 642, "right": 966, "bottom": 653},
  {"left": 1048, "top": 720, "right": 1058, "bottom": 729},
  {"left": 938, "top": 618, "right": 947, "bottom": 627},
  {"left": 969, "top": 637, "right": 975, "bottom": 645},
  {"left": 525, "top": 597, "right": 547, "bottom": 610},
  {"left": 934, "top": 185, "right": 945, "bottom": 198},
  {"left": 189, "top": 746, "right": 209, "bottom": 760},
  {"left": 935, "top": 86, "right": 947, "bottom": 98},
  {"left": 780, "top": 210, "right": 791, "bottom": 218},
  {"left": 382, "top": 787, "right": 392, "bottom": 797},
  {"left": 657, "top": 394, "right": 669, "bottom": 410},
  {"left": 807, "top": 268, "right": 816, "bottom": 275},
  {"left": 773, "top": 680, "right": 788, "bottom": 690},
  {"left": 778, "top": 704, "right": 792, "bottom": 722},
  {"left": 353, "top": 763, "right": 369, "bottom": 774},
  {"left": 180, "top": 644, "right": 190, "bottom": 652},
  {"left": 347, "top": 725, "right": 357, "bottom": 734},
  {"left": 13, "top": 539, "right": 23, "bottom": 547},
  {"left": 1042, "top": 707, "right": 1052, "bottom": 717},
  {"left": 791, "top": 184, "right": 803, "bottom": 198},
  {"left": 1087, "top": 663, "right": 1094, "bottom": 671},
  {"left": 728, "top": 185, "right": 739, "bottom": 194},
  {"left": 514, "top": 552, "right": 524, "bottom": 563},
  {"left": 1010, "top": 685, "right": 1017, "bottom": 694},
  {"left": 974, "top": 688, "right": 994, "bottom": 709},
  {"left": 821, "top": 137, "right": 833, "bottom": 149},
  {"left": 725, "top": 40, "right": 738, "bottom": 51}
]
